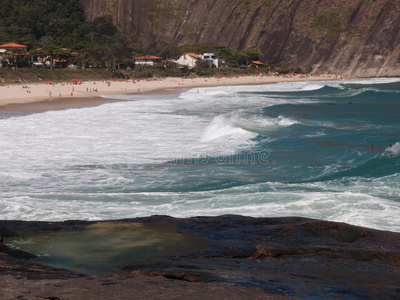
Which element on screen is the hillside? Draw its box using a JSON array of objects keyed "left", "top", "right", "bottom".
[{"left": 80, "top": 0, "right": 400, "bottom": 77}]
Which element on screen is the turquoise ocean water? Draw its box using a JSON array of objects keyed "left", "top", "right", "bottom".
[{"left": 1, "top": 78, "right": 399, "bottom": 232}]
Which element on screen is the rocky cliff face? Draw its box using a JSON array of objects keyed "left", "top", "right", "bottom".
[{"left": 80, "top": 0, "right": 400, "bottom": 76}]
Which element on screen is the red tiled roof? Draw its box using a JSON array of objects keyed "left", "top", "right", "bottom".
[
  {"left": 0, "top": 43, "right": 28, "bottom": 48},
  {"left": 134, "top": 55, "right": 163, "bottom": 60},
  {"left": 186, "top": 53, "right": 201, "bottom": 59}
]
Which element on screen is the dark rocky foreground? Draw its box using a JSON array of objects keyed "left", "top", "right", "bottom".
[{"left": 1, "top": 215, "right": 399, "bottom": 299}]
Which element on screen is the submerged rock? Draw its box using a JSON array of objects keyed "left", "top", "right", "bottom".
[{"left": 1, "top": 215, "right": 399, "bottom": 299}]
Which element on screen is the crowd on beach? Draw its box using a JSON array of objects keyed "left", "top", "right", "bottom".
[{"left": 0, "top": 73, "right": 339, "bottom": 107}]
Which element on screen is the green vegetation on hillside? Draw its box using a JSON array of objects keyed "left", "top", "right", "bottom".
[
  {"left": 310, "top": 13, "right": 342, "bottom": 35},
  {"left": 0, "top": 0, "right": 131, "bottom": 68},
  {"left": 0, "top": 0, "right": 312, "bottom": 79},
  {"left": 1, "top": 0, "right": 89, "bottom": 47}
]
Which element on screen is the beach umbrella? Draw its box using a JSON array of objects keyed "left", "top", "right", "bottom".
[
  {"left": 71, "top": 78, "right": 79, "bottom": 82},
  {"left": 46, "top": 82, "right": 52, "bottom": 85}
]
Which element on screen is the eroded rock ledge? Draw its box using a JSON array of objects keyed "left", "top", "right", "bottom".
[{"left": 1, "top": 215, "right": 399, "bottom": 299}]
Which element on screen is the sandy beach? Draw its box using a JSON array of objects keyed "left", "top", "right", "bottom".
[{"left": 0, "top": 75, "right": 335, "bottom": 112}]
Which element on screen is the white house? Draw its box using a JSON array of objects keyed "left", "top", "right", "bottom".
[
  {"left": 173, "top": 53, "right": 202, "bottom": 69},
  {"left": 172, "top": 52, "right": 221, "bottom": 68},
  {"left": 201, "top": 53, "right": 219, "bottom": 68}
]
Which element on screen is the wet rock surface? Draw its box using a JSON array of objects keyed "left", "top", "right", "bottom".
[{"left": 1, "top": 215, "right": 399, "bottom": 299}]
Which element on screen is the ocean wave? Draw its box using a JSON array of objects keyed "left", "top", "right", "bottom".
[
  {"left": 261, "top": 81, "right": 327, "bottom": 92},
  {"left": 314, "top": 147, "right": 400, "bottom": 182},
  {"left": 303, "top": 131, "right": 326, "bottom": 138},
  {"left": 333, "top": 77, "right": 400, "bottom": 87},
  {"left": 235, "top": 114, "right": 299, "bottom": 135},
  {"left": 202, "top": 110, "right": 300, "bottom": 141},
  {"left": 249, "top": 85, "right": 333, "bottom": 96},
  {"left": 1, "top": 170, "right": 399, "bottom": 232},
  {"left": 2, "top": 77, "right": 400, "bottom": 234},
  {"left": 257, "top": 78, "right": 400, "bottom": 100},
  {"left": 201, "top": 112, "right": 254, "bottom": 142},
  {"left": 384, "top": 142, "right": 400, "bottom": 156}
]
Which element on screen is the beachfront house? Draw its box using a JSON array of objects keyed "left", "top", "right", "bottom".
[
  {"left": 201, "top": 53, "right": 219, "bottom": 68},
  {"left": 31, "top": 48, "right": 76, "bottom": 68},
  {"left": 172, "top": 52, "right": 221, "bottom": 69},
  {"left": 0, "top": 43, "right": 29, "bottom": 68},
  {"left": 0, "top": 42, "right": 29, "bottom": 52},
  {"left": 134, "top": 55, "right": 164, "bottom": 66},
  {"left": 173, "top": 53, "right": 202, "bottom": 69}
]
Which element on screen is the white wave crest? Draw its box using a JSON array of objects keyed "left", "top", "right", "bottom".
[
  {"left": 202, "top": 112, "right": 298, "bottom": 142},
  {"left": 201, "top": 112, "right": 256, "bottom": 142},
  {"left": 256, "top": 81, "right": 326, "bottom": 92},
  {"left": 384, "top": 142, "right": 400, "bottom": 156},
  {"left": 236, "top": 114, "right": 299, "bottom": 132}
]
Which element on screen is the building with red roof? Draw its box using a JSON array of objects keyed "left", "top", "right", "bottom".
[
  {"left": 0, "top": 43, "right": 29, "bottom": 55},
  {"left": 186, "top": 53, "right": 201, "bottom": 60},
  {"left": 0, "top": 43, "right": 29, "bottom": 50},
  {"left": 249, "top": 61, "right": 265, "bottom": 68},
  {"left": 134, "top": 55, "right": 164, "bottom": 66},
  {"left": 0, "top": 43, "right": 29, "bottom": 68},
  {"left": 173, "top": 53, "right": 203, "bottom": 69}
]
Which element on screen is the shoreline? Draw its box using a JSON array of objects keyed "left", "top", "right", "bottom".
[{"left": 0, "top": 75, "right": 336, "bottom": 113}]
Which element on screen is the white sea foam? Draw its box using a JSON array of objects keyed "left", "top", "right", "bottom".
[
  {"left": 236, "top": 114, "right": 299, "bottom": 136},
  {"left": 2, "top": 181, "right": 398, "bottom": 232},
  {"left": 384, "top": 142, "right": 400, "bottom": 156},
  {"left": 0, "top": 98, "right": 243, "bottom": 167},
  {"left": 201, "top": 113, "right": 250, "bottom": 142},
  {"left": 337, "top": 77, "right": 400, "bottom": 85},
  {"left": 200, "top": 107, "right": 302, "bottom": 146},
  {"left": 304, "top": 131, "right": 326, "bottom": 138},
  {"left": 240, "top": 81, "right": 326, "bottom": 92}
]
